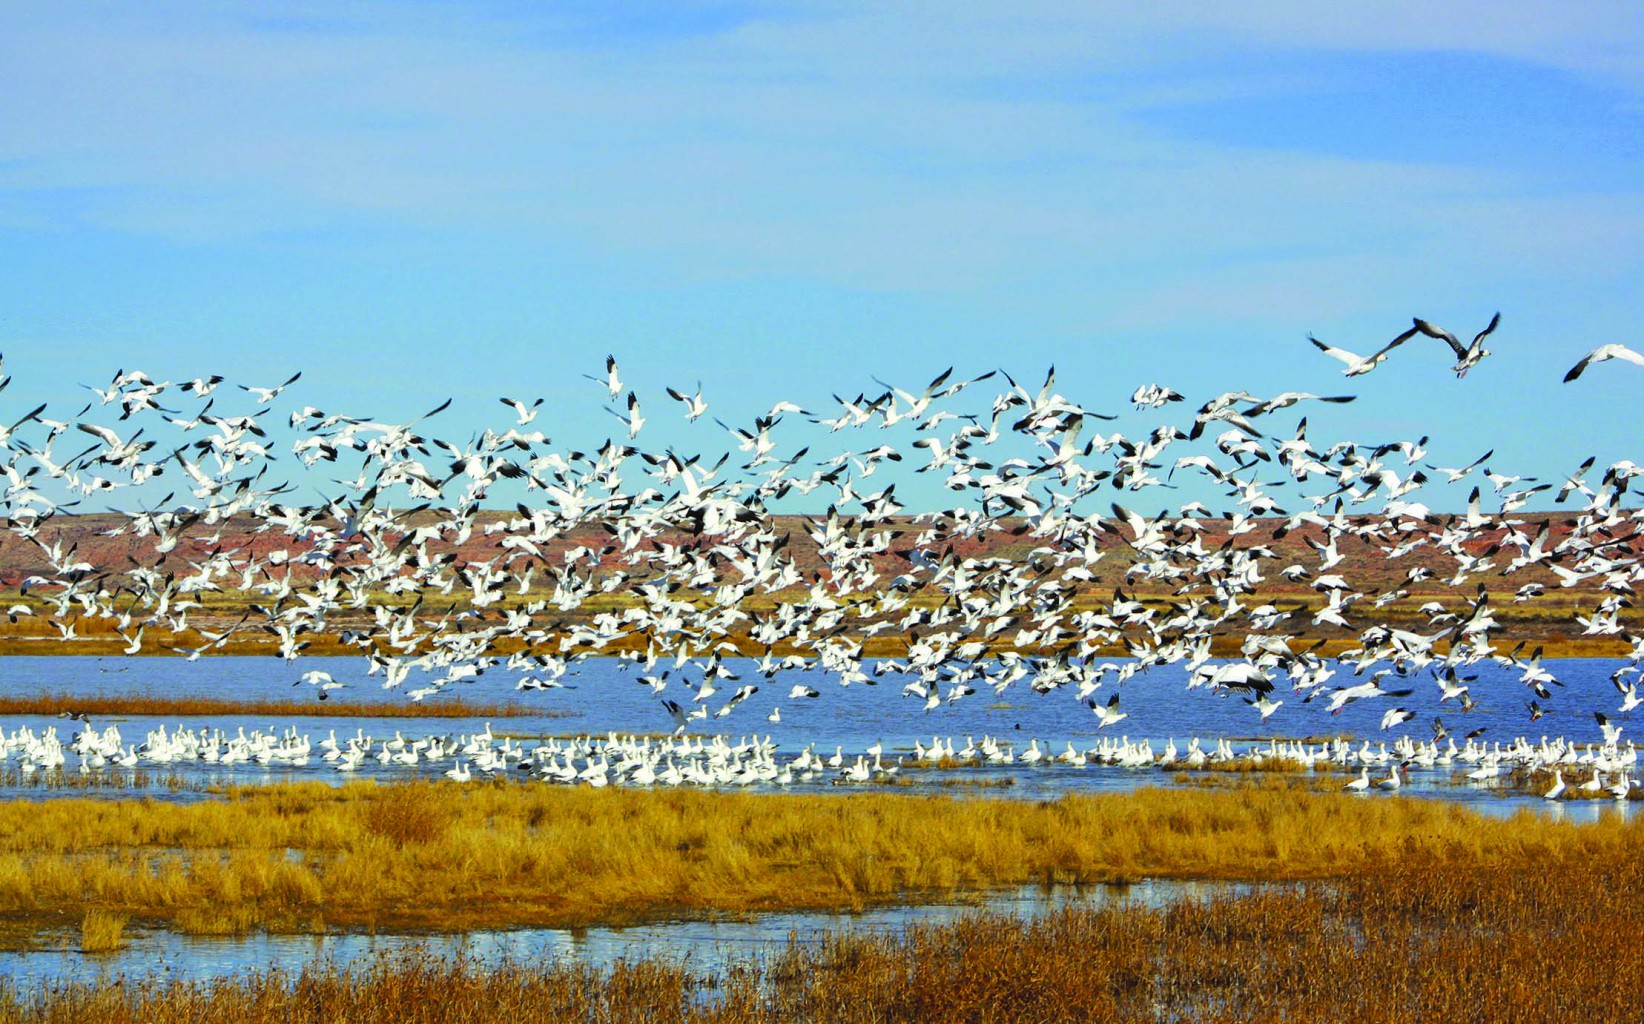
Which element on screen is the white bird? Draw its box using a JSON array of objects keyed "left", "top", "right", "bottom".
[
  {"left": 1379, "top": 707, "right": 1414, "bottom": 731},
  {"left": 1564, "top": 344, "right": 1644, "bottom": 383},
  {"left": 584, "top": 355, "right": 622, "bottom": 398},
  {"left": 665, "top": 384, "right": 709, "bottom": 422},
  {"left": 1130, "top": 383, "right": 1183, "bottom": 409},
  {"left": 239, "top": 371, "right": 301, "bottom": 404},
  {"left": 499, "top": 397, "right": 543, "bottom": 425},
  {"left": 1309, "top": 326, "right": 1418, "bottom": 376},
  {"left": 1088, "top": 693, "right": 1127, "bottom": 729},
  {"left": 606, "top": 391, "right": 645, "bottom": 438},
  {"left": 1246, "top": 694, "right": 1284, "bottom": 722},
  {"left": 1596, "top": 712, "right": 1624, "bottom": 746},
  {"left": 1240, "top": 392, "right": 1356, "bottom": 418},
  {"left": 1543, "top": 770, "right": 1565, "bottom": 800}
]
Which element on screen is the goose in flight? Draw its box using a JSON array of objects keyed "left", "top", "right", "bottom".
[
  {"left": 1425, "top": 448, "right": 1492, "bottom": 483},
  {"left": 1130, "top": 383, "right": 1183, "bottom": 409},
  {"left": 498, "top": 397, "right": 543, "bottom": 425},
  {"left": 665, "top": 384, "right": 709, "bottom": 422},
  {"left": 606, "top": 391, "right": 645, "bottom": 439},
  {"left": 1595, "top": 712, "right": 1623, "bottom": 746},
  {"left": 1379, "top": 706, "right": 1414, "bottom": 731},
  {"left": 1239, "top": 392, "right": 1355, "bottom": 418},
  {"left": 1614, "top": 671, "right": 1643, "bottom": 714},
  {"left": 1413, "top": 312, "right": 1499, "bottom": 378},
  {"left": 1564, "top": 344, "right": 1644, "bottom": 382},
  {"left": 1245, "top": 694, "right": 1284, "bottom": 722},
  {"left": 239, "top": 371, "right": 301, "bottom": 404},
  {"left": 1087, "top": 692, "right": 1127, "bottom": 729},
  {"left": 584, "top": 355, "right": 622, "bottom": 398},
  {"left": 660, "top": 699, "right": 689, "bottom": 736},
  {"left": 1309, "top": 326, "right": 1418, "bottom": 376}
]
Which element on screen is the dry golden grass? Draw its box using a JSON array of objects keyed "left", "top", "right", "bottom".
[
  {"left": 77, "top": 909, "right": 126, "bottom": 954},
  {"left": 0, "top": 779, "right": 1628, "bottom": 943},
  {"left": 6, "top": 841, "right": 1644, "bottom": 1021}
]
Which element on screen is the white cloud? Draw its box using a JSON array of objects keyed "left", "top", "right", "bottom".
[{"left": 0, "top": 1, "right": 1638, "bottom": 297}]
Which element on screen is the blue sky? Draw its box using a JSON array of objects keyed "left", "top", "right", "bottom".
[{"left": 1, "top": 1, "right": 1640, "bottom": 511}]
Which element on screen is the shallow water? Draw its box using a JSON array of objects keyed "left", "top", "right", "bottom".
[
  {"left": 0, "top": 654, "right": 1630, "bottom": 813},
  {"left": 0, "top": 878, "right": 1258, "bottom": 992}
]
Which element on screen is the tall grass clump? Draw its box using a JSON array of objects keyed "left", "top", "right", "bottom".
[
  {"left": 78, "top": 909, "right": 126, "bottom": 953},
  {"left": 362, "top": 786, "right": 456, "bottom": 847}
]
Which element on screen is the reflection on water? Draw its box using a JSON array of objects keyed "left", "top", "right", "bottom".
[{"left": 1, "top": 879, "right": 1254, "bottom": 992}]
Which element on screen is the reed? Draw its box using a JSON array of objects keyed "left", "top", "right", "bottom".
[
  {"left": 6, "top": 843, "right": 1644, "bottom": 1021},
  {"left": 0, "top": 767, "right": 199, "bottom": 792},
  {"left": 0, "top": 779, "right": 1628, "bottom": 940},
  {"left": 0, "top": 692, "right": 543, "bottom": 719},
  {"left": 77, "top": 909, "right": 126, "bottom": 954}
]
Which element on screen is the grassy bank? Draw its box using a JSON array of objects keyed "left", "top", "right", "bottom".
[
  {"left": 0, "top": 779, "right": 1633, "bottom": 940},
  {"left": 4, "top": 845, "right": 1641, "bottom": 1022}
]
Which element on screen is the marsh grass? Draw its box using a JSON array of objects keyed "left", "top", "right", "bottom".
[
  {"left": 362, "top": 786, "right": 456, "bottom": 847},
  {"left": 0, "top": 779, "right": 1626, "bottom": 941},
  {"left": 77, "top": 910, "right": 126, "bottom": 953},
  {"left": 9, "top": 843, "right": 1644, "bottom": 1022},
  {"left": 0, "top": 767, "right": 200, "bottom": 793}
]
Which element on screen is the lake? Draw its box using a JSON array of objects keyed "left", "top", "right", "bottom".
[{"left": 0, "top": 652, "right": 1634, "bottom": 990}]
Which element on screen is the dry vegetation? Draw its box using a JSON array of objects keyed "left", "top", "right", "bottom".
[
  {"left": 0, "top": 779, "right": 1633, "bottom": 944},
  {"left": 75, "top": 909, "right": 126, "bottom": 954},
  {"left": 6, "top": 842, "right": 1644, "bottom": 1021}
]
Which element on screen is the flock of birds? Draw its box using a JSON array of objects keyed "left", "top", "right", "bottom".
[
  {"left": 3, "top": 716, "right": 1634, "bottom": 801},
  {"left": 0, "top": 318, "right": 1642, "bottom": 774}
]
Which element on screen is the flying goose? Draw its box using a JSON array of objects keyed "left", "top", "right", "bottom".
[
  {"left": 1413, "top": 312, "right": 1499, "bottom": 378},
  {"left": 1309, "top": 325, "right": 1419, "bottom": 376},
  {"left": 1564, "top": 344, "right": 1644, "bottom": 382}
]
